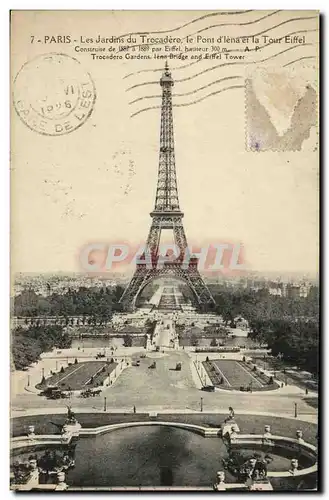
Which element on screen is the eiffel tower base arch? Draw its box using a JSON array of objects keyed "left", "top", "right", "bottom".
[{"left": 120, "top": 262, "right": 215, "bottom": 312}]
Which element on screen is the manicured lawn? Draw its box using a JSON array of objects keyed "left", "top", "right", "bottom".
[
  {"left": 203, "top": 359, "right": 278, "bottom": 391},
  {"left": 37, "top": 361, "right": 117, "bottom": 391}
]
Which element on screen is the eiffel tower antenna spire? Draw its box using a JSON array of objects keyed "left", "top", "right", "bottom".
[
  {"left": 153, "top": 63, "right": 180, "bottom": 209},
  {"left": 120, "top": 64, "right": 215, "bottom": 310}
]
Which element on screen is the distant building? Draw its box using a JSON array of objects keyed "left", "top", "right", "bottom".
[
  {"left": 285, "top": 283, "right": 311, "bottom": 298},
  {"left": 269, "top": 286, "right": 283, "bottom": 296},
  {"left": 234, "top": 316, "right": 249, "bottom": 331}
]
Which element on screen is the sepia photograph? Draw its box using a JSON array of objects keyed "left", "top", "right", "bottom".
[{"left": 10, "top": 9, "right": 319, "bottom": 492}]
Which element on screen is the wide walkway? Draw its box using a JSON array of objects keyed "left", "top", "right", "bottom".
[
  {"left": 12, "top": 351, "right": 317, "bottom": 424},
  {"left": 150, "top": 284, "right": 183, "bottom": 311},
  {"left": 154, "top": 319, "right": 176, "bottom": 348}
]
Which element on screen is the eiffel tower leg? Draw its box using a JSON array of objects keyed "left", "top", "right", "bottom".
[
  {"left": 119, "top": 268, "right": 149, "bottom": 310},
  {"left": 173, "top": 219, "right": 188, "bottom": 253},
  {"left": 146, "top": 221, "right": 161, "bottom": 256},
  {"left": 120, "top": 222, "right": 162, "bottom": 310},
  {"left": 120, "top": 266, "right": 166, "bottom": 310},
  {"left": 178, "top": 267, "right": 215, "bottom": 308},
  {"left": 191, "top": 270, "right": 215, "bottom": 307}
]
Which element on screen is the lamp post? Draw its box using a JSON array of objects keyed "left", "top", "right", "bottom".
[{"left": 294, "top": 402, "right": 298, "bottom": 418}]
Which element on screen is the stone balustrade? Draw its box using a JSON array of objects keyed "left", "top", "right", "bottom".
[
  {"left": 228, "top": 427, "right": 317, "bottom": 479},
  {"left": 80, "top": 420, "right": 221, "bottom": 438},
  {"left": 12, "top": 420, "right": 82, "bottom": 452},
  {"left": 11, "top": 417, "right": 317, "bottom": 491}
]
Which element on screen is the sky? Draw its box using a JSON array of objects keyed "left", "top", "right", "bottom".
[{"left": 11, "top": 10, "right": 319, "bottom": 276}]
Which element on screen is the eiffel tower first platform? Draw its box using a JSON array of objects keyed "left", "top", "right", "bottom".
[{"left": 120, "top": 62, "right": 215, "bottom": 310}]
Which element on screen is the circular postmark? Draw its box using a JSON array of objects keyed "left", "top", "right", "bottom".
[{"left": 13, "top": 53, "right": 96, "bottom": 136}]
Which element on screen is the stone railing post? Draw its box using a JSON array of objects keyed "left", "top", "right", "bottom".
[
  {"left": 290, "top": 458, "right": 299, "bottom": 475},
  {"left": 27, "top": 425, "right": 35, "bottom": 440},
  {"left": 263, "top": 424, "right": 272, "bottom": 444},
  {"left": 264, "top": 425, "right": 271, "bottom": 436},
  {"left": 55, "top": 471, "right": 68, "bottom": 491},
  {"left": 213, "top": 471, "right": 226, "bottom": 491},
  {"left": 296, "top": 430, "right": 304, "bottom": 442}
]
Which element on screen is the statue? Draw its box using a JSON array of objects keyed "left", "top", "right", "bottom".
[
  {"left": 66, "top": 405, "right": 76, "bottom": 424},
  {"left": 224, "top": 407, "right": 235, "bottom": 423},
  {"left": 223, "top": 452, "right": 267, "bottom": 483}
]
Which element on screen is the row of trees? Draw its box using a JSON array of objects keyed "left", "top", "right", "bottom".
[
  {"left": 12, "top": 325, "right": 71, "bottom": 370},
  {"left": 13, "top": 285, "right": 125, "bottom": 319},
  {"left": 209, "top": 285, "right": 319, "bottom": 326},
  {"left": 249, "top": 318, "right": 318, "bottom": 375},
  {"left": 209, "top": 285, "right": 319, "bottom": 376}
]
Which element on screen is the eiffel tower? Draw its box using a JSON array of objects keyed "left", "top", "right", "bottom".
[{"left": 120, "top": 62, "right": 215, "bottom": 310}]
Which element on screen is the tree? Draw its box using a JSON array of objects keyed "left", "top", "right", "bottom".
[
  {"left": 123, "top": 334, "right": 133, "bottom": 347},
  {"left": 190, "top": 334, "right": 198, "bottom": 347},
  {"left": 12, "top": 325, "right": 71, "bottom": 370}
]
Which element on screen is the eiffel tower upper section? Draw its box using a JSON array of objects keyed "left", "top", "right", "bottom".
[
  {"left": 119, "top": 62, "right": 215, "bottom": 309},
  {"left": 152, "top": 60, "right": 182, "bottom": 217}
]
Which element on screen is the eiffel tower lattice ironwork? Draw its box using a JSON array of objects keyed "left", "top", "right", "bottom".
[{"left": 120, "top": 62, "right": 215, "bottom": 310}]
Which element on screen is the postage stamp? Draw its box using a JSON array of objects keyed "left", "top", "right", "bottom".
[
  {"left": 13, "top": 53, "right": 96, "bottom": 136},
  {"left": 245, "top": 66, "right": 318, "bottom": 152}
]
